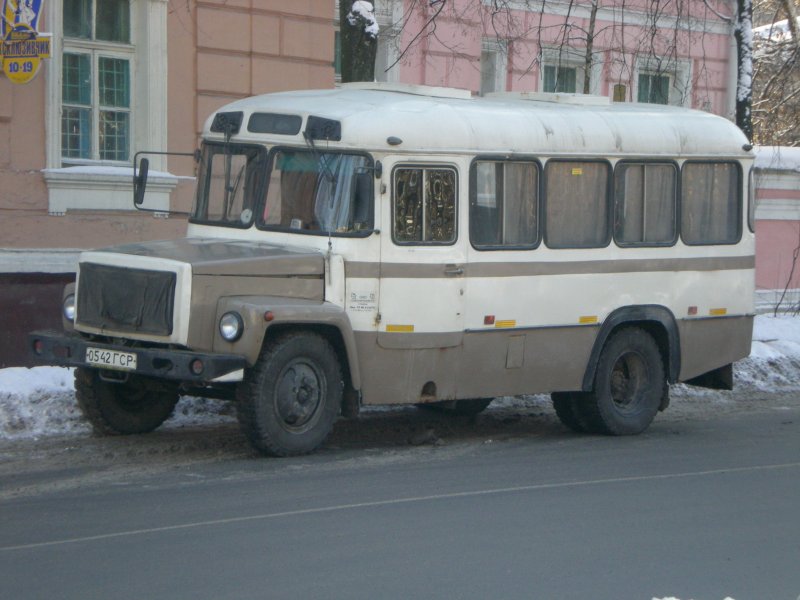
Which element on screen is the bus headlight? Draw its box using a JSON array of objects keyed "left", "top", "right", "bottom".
[
  {"left": 63, "top": 294, "right": 76, "bottom": 322},
  {"left": 219, "top": 311, "right": 244, "bottom": 342}
]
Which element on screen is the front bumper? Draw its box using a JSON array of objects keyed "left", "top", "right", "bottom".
[{"left": 29, "top": 330, "right": 247, "bottom": 383}]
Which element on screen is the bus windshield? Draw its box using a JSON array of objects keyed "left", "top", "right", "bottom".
[
  {"left": 259, "top": 149, "right": 373, "bottom": 235},
  {"left": 191, "top": 142, "right": 267, "bottom": 228}
]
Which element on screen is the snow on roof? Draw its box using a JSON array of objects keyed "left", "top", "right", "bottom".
[
  {"left": 206, "top": 84, "right": 751, "bottom": 158},
  {"left": 754, "top": 146, "right": 800, "bottom": 172}
]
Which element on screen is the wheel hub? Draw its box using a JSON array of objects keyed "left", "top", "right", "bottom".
[{"left": 276, "top": 362, "right": 323, "bottom": 428}]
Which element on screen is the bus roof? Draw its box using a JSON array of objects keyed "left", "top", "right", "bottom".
[{"left": 204, "top": 83, "right": 752, "bottom": 159}]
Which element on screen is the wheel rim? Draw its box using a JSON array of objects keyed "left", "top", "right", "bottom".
[
  {"left": 609, "top": 351, "right": 648, "bottom": 412},
  {"left": 274, "top": 359, "right": 325, "bottom": 432}
]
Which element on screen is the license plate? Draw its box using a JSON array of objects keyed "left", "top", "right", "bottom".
[{"left": 85, "top": 347, "right": 138, "bottom": 371}]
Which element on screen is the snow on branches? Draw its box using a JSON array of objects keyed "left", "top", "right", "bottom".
[{"left": 347, "top": 1, "right": 379, "bottom": 39}]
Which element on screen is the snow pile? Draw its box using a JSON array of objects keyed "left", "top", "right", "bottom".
[
  {"left": 2, "top": 316, "right": 800, "bottom": 441},
  {"left": 0, "top": 369, "right": 235, "bottom": 441}
]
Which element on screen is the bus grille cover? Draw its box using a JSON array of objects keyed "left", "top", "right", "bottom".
[{"left": 77, "top": 263, "right": 176, "bottom": 336}]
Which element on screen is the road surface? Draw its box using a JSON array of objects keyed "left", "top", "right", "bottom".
[{"left": 1, "top": 391, "right": 799, "bottom": 599}]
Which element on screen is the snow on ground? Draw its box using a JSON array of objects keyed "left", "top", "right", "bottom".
[{"left": 2, "top": 315, "right": 800, "bottom": 441}]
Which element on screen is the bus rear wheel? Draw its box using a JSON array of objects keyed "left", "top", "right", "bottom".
[
  {"left": 236, "top": 331, "right": 342, "bottom": 457},
  {"left": 582, "top": 327, "right": 665, "bottom": 435}
]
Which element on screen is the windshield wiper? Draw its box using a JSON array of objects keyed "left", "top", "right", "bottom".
[{"left": 302, "top": 131, "right": 337, "bottom": 184}]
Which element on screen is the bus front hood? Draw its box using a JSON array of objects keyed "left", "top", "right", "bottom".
[{"left": 97, "top": 237, "right": 325, "bottom": 278}]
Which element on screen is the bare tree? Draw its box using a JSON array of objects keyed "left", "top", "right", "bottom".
[{"left": 752, "top": 0, "right": 800, "bottom": 146}]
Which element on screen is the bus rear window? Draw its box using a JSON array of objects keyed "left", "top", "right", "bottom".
[
  {"left": 545, "top": 161, "right": 610, "bottom": 248},
  {"left": 681, "top": 162, "right": 740, "bottom": 245},
  {"left": 614, "top": 163, "right": 677, "bottom": 246}
]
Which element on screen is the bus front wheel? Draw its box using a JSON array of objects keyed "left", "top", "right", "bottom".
[
  {"left": 237, "top": 331, "right": 342, "bottom": 457},
  {"left": 582, "top": 327, "right": 665, "bottom": 435}
]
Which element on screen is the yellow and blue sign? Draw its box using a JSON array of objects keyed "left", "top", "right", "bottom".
[{"left": 1, "top": 0, "right": 51, "bottom": 84}]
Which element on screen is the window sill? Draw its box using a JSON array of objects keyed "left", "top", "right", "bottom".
[{"left": 43, "top": 166, "right": 184, "bottom": 215}]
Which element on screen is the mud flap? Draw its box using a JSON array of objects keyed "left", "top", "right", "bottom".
[{"left": 684, "top": 363, "right": 734, "bottom": 391}]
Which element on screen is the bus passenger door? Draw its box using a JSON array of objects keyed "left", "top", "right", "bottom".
[{"left": 377, "top": 161, "right": 465, "bottom": 353}]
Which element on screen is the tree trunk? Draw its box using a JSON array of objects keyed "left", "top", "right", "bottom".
[
  {"left": 583, "top": 1, "right": 598, "bottom": 94},
  {"left": 339, "top": 0, "right": 378, "bottom": 83},
  {"left": 735, "top": 0, "right": 754, "bottom": 141},
  {"left": 780, "top": 0, "right": 800, "bottom": 49}
]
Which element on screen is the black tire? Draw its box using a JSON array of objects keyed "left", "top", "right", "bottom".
[
  {"left": 551, "top": 392, "right": 587, "bottom": 433},
  {"left": 582, "top": 327, "right": 665, "bottom": 435},
  {"left": 74, "top": 367, "right": 179, "bottom": 435},
  {"left": 236, "top": 331, "right": 342, "bottom": 457},
  {"left": 416, "top": 398, "right": 493, "bottom": 416}
]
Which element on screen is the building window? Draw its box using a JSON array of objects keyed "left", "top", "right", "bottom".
[
  {"left": 470, "top": 160, "right": 539, "bottom": 249},
  {"left": 543, "top": 65, "right": 577, "bottom": 93},
  {"left": 334, "top": 30, "right": 342, "bottom": 81},
  {"left": 540, "top": 46, "right": 601, "bottom": 95},
  {"left": 45, "top": 0, "right": 171, "bottom": 214},
  {"left": 635, "top": 57, "right": 691, "bottom": 107},
  {"left": 480, "top": 39, "right": 507, "bottom": 95},
  {"left": 638, "top": 73, "right": 670, "bottom": 105},
  {"left": 61, "top": 0, "right": 132, "bottom": 163}
]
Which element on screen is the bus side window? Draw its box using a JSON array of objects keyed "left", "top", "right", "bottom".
[
  {"left": 393, "top": 167, "right": 457, "bottom": 244},
  {"left": 470, "top": 160, "right": 539, "bottom": 249},
  {"left": 614, "top": 163, "right": 677, "bottom": 246},
  {"left": 544, "top": 160, "right": 610, "bottom": 249},
  {"left": 681, "top": 162, "right": 741, "bottom": 245}
]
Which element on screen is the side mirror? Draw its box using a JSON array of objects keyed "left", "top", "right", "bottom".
[
  {"left": 133, "top": 157, "right": 149, "bottom": 206},
  {"left": 353, "top": 171, "right": 372, "bottom": 226}
]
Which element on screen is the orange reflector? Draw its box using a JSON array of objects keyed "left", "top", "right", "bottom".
[
  {"left": 495, "top": 320, "right": 516, "bottom": 328},
  {"left": 264, "top": 311, "right": 275, "bottom": 322},
  {"left": 579, "top": 316, "right": 598, "bottom": 324},
  {"left": 484, "top": 315, "right": 495, "bottom": 325},
  {"left": 709, "top": 308, "right": 728, "bottom": 316},
  {"left": 688, "top": 306, "right": 698, "bottom": 316},
  {"left": 386, "top": 324, "right": 414, "bottom": 332}
]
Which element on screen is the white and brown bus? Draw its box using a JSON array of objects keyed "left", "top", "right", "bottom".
[{"left": 31, "top": 83, "right": 755, "bottom": 456}]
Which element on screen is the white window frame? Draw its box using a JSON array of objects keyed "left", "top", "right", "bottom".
[
  {"left": 539, "top": 45, "right": 602, "bottom": 95},
  {"left": 44, "top": 0, "right": 172, "bottom": 214},
  {"left": 634, "top": 56, "right": 692, "bottom": 107},
  {"left": 61, "top": 45, "right": 134, "bottom": 165},
  {"left": 480, "top": 38, "right": 507, "bottom": 95}
]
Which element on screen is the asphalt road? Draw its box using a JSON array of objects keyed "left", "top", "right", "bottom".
[{"left": 1, "top": 399, "right": 799, "bottom": 600}]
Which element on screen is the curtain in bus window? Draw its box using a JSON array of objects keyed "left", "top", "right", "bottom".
[
  {"left": 313, "top": 154, "right": 365, "bottom": 232},
  {"left": 614, "top": 164, "right": 676, "bottom": 244},
  {"left": 545, "top": 161, "right": 609, "bottom": 248},
  {"left": 503, "top": 162, "right": 538, "bottom": 245},
  {"left": 471, "top": 162, "right": 500, "bottom": 246},
  {"left": 471, "top": 161, "right": 538, "bottom": 248},
  {"left": 681, "top": 163, "right": 739, "bottom": 244}
]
